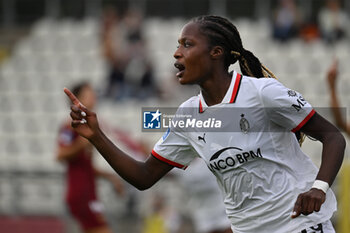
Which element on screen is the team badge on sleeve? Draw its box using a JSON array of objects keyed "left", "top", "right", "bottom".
[{"left": 287, "top": 89, "right": 297, "bottom": 97}]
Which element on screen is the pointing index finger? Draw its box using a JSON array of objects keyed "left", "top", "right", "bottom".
[{"left": 64, "top": 88, "right": 81, "bottom": 106}]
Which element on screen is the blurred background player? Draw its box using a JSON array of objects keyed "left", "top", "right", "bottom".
[
  {"left": 56, "top": 82, "right": 124, "bottom": 233},
  {"left": 176, "top": 158, "right": 232, "bottom": 233},
  {"left": 326, "top": 59, "right": 350, "bottom": 233},
  {"left": 142, "top": 193, "right": 172, "bottom": 233},
  {"left": 326, "top": 59, "right": 350, "bottom": 136}
]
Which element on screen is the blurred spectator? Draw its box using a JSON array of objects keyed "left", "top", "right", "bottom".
[
  {"left": 318, "top": 0, "right": 348, "bottom": 44},
  {"left": 272, "top": 0, "right": 302, "bottom": 42},
  {"left": 56, "top": 82, "right": 124, "bottom": 233},
  {"left": 101, "top": 6, "right": 127, "bottom": 100},
  {"left": 101, "top": 6, "right": 157, "bottom": 101}
]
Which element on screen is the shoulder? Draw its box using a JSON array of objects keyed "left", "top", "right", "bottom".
[
  {"left": 178, "top": 96, "right": 199, "bottom": 109},
  {"left": 243, "top": 76, "right": 281, "bottom": 88},
  {"left": 58, "top": 120, "right": 78, "bottom": 144},
  {"left": 240, "top": 76, "right": 284, "bottom": 96},
  {"left": 244, "top": 76, "right": 288, "bottom": 95},
  {"left": 241, "top": 77, "right": 294, "bottom": 108}
]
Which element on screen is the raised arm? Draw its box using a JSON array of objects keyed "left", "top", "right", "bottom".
[
  {"left": 292, "top": 112, "right": 345, "bottom": 218},
  {"left": 63, "top": 88, "right": 173, "bottom": 190},
  {"left": 326, "top": 59, "right": 350, "bottom": 136}
]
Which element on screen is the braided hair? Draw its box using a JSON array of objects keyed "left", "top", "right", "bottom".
[
  {"left": 192, "top": 15, "right": 306, "bottom": 145},
  {"left": 192, "top": 15, "right": 276, "bottom": 79}
]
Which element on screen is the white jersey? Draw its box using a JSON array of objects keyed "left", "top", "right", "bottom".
[{"left": 152, "top": 71, "right": 337, "bottom": 233}]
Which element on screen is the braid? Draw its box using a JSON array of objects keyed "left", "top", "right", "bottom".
[{"left": 193, "top": 15, "right": 277, "bottom": 79}]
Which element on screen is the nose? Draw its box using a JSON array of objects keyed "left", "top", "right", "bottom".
[{"left": 173, "top": 47, "right": 182, "bottom": 59}]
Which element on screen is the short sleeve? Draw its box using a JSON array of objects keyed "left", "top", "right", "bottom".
[
  {"left": 260, "top": 79, "right": 315, "bottom": 132},
  {"left": 152, "top": 127, "right": 197, "bottom": 170}
]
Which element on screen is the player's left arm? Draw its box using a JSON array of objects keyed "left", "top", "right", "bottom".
[{"left": 291, "top": 112, "right": 345, "bottom": 218}]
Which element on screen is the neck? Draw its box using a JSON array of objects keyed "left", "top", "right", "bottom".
[{"left": 200, "top": 70, "right": 232, "bottom": 106}]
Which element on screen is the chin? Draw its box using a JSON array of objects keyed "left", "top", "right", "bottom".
[
  {"left": 178, "top": 76, "right": 196, "bottom": 85},
  {"left": 178, "top": 78, "right": 188, "bottom": 85}
]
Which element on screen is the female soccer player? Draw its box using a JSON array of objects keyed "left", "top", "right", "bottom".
[
  {"left": 64, "top": 16, "right": 345, "bottom": 233},
  {"left": 57, "top": 82, "right": 124, "bottom": 233}
]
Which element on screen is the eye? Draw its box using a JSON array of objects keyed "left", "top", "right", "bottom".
[{"left": 184, "top": 42, "right": 191, "bottom": 48}]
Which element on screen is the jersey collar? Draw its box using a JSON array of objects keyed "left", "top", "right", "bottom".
[{"left": 198, "top": 71, "right": 242, "bottom": 113}]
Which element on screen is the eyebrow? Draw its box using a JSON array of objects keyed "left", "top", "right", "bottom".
[
  {"left": 177, "top": 37, "right": 191, "bottom": 43},
  {"left": 177, "top": 37, "right": 185, "bottom": 43}
]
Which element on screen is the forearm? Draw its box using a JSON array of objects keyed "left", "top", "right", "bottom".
[
  {"left": 64, "top": 89, "right": 172, "bottom": 190},
  {"left": 56, "top": 140, "right": 88, "bottom": 162},
  {"left": 292, "top": 117, "right": 345, "bottom": 218},
  {"left": 316, "top": 132, "right": 345, "bottom": 186},
  {"left": 89, "top": 130, "right": 156, "bottom": 190}
]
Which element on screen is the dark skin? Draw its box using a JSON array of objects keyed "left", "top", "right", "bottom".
[
  {"left": 291, "top": 112, "right": 345, "bottom": 217},
  {"left": 64, "top": 22, "right": 345, "bottom": 220},
  {"left": 174, "top": 23, "right": 232, "bottom": 106}
]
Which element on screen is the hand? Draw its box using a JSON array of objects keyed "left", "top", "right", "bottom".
[
  {"left": 64, "top": 88, "right": 100, "bottom": 140},
  {"left": 326, "top": 59, "right": 338, "bottom": 89},
  {"left": 291, "top": 188, "right": 326, "bottom": 218}
]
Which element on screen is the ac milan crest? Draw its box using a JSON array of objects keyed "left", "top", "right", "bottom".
[{"left": 240, "top": 114, "right": 250, "bottom": 134}]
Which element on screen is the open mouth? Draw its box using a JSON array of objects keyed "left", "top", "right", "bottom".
[{"left": 174, "top": 62, "right": 185, "bottom": 78}]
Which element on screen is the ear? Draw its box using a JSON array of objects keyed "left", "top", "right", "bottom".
[{"left": 210, "top": 46, "right": 224, "bottom": 60}]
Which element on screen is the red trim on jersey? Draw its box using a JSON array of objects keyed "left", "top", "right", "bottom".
[
  {"left": 151, "top": 150, "right": 187, "bottom": 169},
  {"left": 230, "top": 73, "right": 242, "bottom": 103},
  {"left": 291, "top": 109, "right": 316, "bottom": 133},
  {"left": 199, "top": 100, "right": 203, "bottom": 113}
]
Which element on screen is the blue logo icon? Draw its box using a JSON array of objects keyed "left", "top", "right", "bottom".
[
  {"left": 143, "top": 110, "right": 161, "bottom": 129},
  {"left": 162, "top": 128, "right": 170, "bottom": 140}
]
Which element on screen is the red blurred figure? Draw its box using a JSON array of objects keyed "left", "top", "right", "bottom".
[{"left": 56, "top": 82, "right": 124, "bottom": 233}]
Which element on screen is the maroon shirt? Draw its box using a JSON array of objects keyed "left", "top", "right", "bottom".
[{"left": 58, "top": 124, "right": 97, "bottom": 203}]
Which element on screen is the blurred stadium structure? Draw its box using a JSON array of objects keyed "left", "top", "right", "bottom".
[{"left": 0, "top": 0, "right": 350, "bottom": 232}]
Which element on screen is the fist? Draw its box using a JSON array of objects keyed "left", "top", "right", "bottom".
[{"left": 291, "top": 188, "right": 326, "bottom": 218}]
